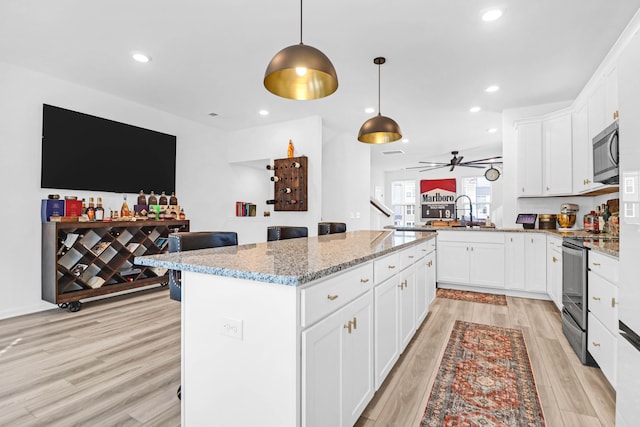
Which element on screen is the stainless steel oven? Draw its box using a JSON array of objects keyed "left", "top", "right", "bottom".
[{"left": 561, "top": 237, "right": 596, "bottom": 366}]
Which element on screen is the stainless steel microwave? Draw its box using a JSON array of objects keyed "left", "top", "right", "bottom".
[{"left": 593, "top": 120, "right": 619, "bottom": 184}]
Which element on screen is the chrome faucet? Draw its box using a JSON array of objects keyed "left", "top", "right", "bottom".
[{"left": 454, "top": 195, "right": 473, "bottom": 225}]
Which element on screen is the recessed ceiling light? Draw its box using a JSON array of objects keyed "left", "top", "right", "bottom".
[
  {"left": 469, "top": 106, "right": 481, "bottom": 113},
  {"left": 485, "top": 85, "right": 500, "bottom": 93},
  {"left": 131, "top": 52, "right": 151, "bottom": 63},
  {"left": 259, "top": 110, "right": 269, "bottom": 116},
  {"left": 365, "top": 107, "right": 375, "bottom": 114},
  {"left": 482, "top": 9, "right": 503, "bottom": 22},
  {"left": 402, "top": 138, "right": 409, "bottom": 143},
  {"left": 487, "top": 128, "right": 498, "bottom": 133}
]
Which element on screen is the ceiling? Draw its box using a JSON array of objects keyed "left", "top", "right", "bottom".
[{"left": 1, "top": 1, "right": 639, "bottom": 173}]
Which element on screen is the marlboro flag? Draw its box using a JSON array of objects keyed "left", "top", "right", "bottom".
[{"left": 421, "top": 179, "right": 456, "bottom": 219}]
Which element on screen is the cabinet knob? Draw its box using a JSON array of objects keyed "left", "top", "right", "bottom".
[
  {"left": 592, "top": 296, "right": 601, "bottom": 301},
  {"left": 552, "top": 257, "right": 558, "bottom": 263},
  {"left": 522, "top": 187, "right": 525, "bottom": 192},
  {"left": 546, "top": 186, "right": 550, "bottom": 191},
  {"left": 612, "top": 298, "right": 618, "bottom": 308},
  {"left": 510, "top": 237, "right": 513, "bottom": 242},
  {"left": 360, "top": 278, "right": 370, "bottom": 283},
  {"left": 592, "top": 341, "right": 601, "bottom": 347},
  {"left": 327, "top": 294, "right": 339, "bottom": 301},
  {"left": 614, "top": 110, "right": 619, "bottom": 120},
  {"left": 427, "top": 261, "right": 433, "bottom": 267},
  {"left": 470, "top": 247, "right": 474, "bottom": 252},
  {"left": 352, "top": 317, "right": 357, "bottom": 330}
]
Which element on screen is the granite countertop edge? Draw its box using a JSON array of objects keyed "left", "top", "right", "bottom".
[{"left": 135, "top": 231, "right": 437, "bottom": 286}]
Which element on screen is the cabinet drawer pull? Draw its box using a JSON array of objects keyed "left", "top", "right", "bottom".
[
  {"left": 352, "top": 317, "right": 357, "bottom": 330},
  {"left": 552, "top": 257, "right": 558, "bottom": 263},
  {"left": 360, "top": 278, "right": 370, "bottom": 283},
  {"left": 327, "top": 294, "right": 339, "bottom": 301},
  {"left": 421, "top": 249, "right": 427, "bottom": 252},
  {"left": 427, "top": 261, "right": 433, "bottom": 267},
  {"left": 388, "top": 265, "right": 396, "bottom": 269},
  {"left": 592, "top": 296, "right": 601, "bottom": 301},
  {"left": 592, "top": 341, "right": 601, "bottom": 347},
  {"left": 592, "top": 262, "right": 601, "bottom": 267},
  {"left": 408, "top": 255, "right": 414, "bottom": 259},
  {"left": 612, "top": 298, "right": 618, "bottom": 308},
  {"left": 344, "top": 321, "right": 352, "bottom": 334}
]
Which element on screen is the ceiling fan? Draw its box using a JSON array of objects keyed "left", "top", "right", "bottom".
[{"left": 407, "top": 150, "right": 503, "bottom": 178}]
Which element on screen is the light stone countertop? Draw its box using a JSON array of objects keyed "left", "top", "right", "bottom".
[{"left": 135, "top": 230, "right": 436, "bottom": 286}]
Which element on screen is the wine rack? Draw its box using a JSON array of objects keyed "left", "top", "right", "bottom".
[
  {"left": 42, "top": 219, "right": 189, "bottom": 311},
  {"left": 271, "top": 155, "right": 308, "bottom": 211}
]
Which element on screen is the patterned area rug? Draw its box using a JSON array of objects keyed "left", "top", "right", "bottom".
[
  {"left": 436, "top": 288, "right": 507, "bottom": 306},
  {"left": 421, "top": 320, "right": 545, "bottom": 427}
]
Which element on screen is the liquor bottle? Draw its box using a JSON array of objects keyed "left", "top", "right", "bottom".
[
  {"left": 287, "top": 139, "right": 294, "bottom": 158},
  {"left": 286, "top": 199, "right": 298, "bottom": 205},
  {"left": 120, "top": 195, "right": 131, "bottom": 218},
  {"left": 266, "top": 199, "right": 276, "bottom": 205},
  {"left": 266, "top": 164, "right": 275, "bottom": 170},
  {"left": 282, "top": 187, "right": 292, "bottom": 194},
  {"left": 87, "top": 197, "right": 96, "bottom": 221},
  {"left": 95, "top": 197, "right": 104, "bottom": 221},
  {"left": 270, "top": 176, "right": 280, "bottom": 182},
  {"left": 81, "top": 198, "right": 87, "bottom": 216},
  {"left": 179, "top": 208, "right": 186, "bottom": 220},
  {"left": 291, "top": 161, "right": 301, "bottom": 168},
  {"left": 148, "top": 191, "right": 158, "bottom": 206},
  {"left": 169, "top": 192, "right": 178, "bottom": 205},
  {"left": 159, "top": 191, "right": 168, "bottom": 205},
  {"left": 147, "top": 209, "right": 156, "bottom": 220},
  {"left": 137, "top": 190, "right": 147, "bottom": 205}
]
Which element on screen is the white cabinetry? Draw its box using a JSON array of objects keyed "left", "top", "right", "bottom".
[
  {"left": 587, "top": 251, "right": 619, "bottom": 388},
  {"left": 572, "top": 101, "right": 604, "bottom": 192},
  {"left": 504, "top": 233, "right": 547, "bottom": 293},
  {"left": 398, "top": 265, "right": 416, "bottom": 351},
  {"left": 516, "top": 110, "right": 573, "bottom": 196},
  {"left": 588, "top": 67, "right": 619, "bottom": 142},
  {"left": 373, "top": 267, "right": 399, "bottom": 389},
  {"left": 303, "top": 291, "right": 374, "bottom": 427},
  {"left": 437, "top": 231, "right": 504, "bottom": 289},
  {"left": 546, "top": 236, "right": 563, "bottom": 310},
  {"left": 414, "top": 241, "right": 436, "bottom": 327}
]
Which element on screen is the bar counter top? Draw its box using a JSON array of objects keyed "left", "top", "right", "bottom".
[{"left": 135, "top": 230, "right": 436, "bottom": 286}]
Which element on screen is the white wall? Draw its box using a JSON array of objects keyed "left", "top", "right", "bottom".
[
  {"left": 225, "top": 116, "right": 323, "bottom": 244},
  {"left": 0, "top": 61, "right": 231, "bottom": 319},
  {"left": 322, "top": 129, "right": 371, "bottom": 231}
]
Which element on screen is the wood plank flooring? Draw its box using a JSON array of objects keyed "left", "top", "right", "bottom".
[{"left": 0, "top": 288, "right": 615, "bottom": 426}]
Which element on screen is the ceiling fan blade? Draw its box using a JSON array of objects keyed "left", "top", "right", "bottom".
[
  {"left": 418, "top": 161, "right": 449, "bottom": 165},
  {"left": 418, "top": 165, "right": 449, "bottom": 172},
  {"left": 449, "top": 164, "right": 456, "bottom": 172},
  {"left": 465, "top": 161, "right": 503, "bottom": 165},
  {"left": 459, "top": 164, "right": 485, "bottom": 169},
  {"left": 456, "top": 155, "right": 464, "bottom": 164},
  {"left": 466, "top": 156, "right": 503, "bottom": 163}
]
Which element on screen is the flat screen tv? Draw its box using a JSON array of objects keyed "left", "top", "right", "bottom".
[{"left": 41, "top": 104, "right": 176, "bottom": 194}]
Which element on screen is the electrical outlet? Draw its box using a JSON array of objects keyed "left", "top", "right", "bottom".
[{"left": 220, "top": 317, "right": 243, "bottom": 340}]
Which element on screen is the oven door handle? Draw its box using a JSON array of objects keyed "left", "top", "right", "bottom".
[{"left": 607, "top": 130, "right": 619, "bottom": 167}]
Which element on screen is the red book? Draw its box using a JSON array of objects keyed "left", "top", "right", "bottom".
[{"left": 236, "top": 202, "right": 243, "bottom": 216}]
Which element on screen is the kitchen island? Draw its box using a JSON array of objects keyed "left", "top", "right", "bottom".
[{"left": 135, "top": 230, "right": 437, "bottom": 427}]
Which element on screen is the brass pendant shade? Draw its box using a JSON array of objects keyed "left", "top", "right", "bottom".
[
  {"left": 264, "top": 0, "right": 338, "bottom": 100},
  {"left": 264, "top": 43, "right": 338, "bottom": 100},
  {"left": 358, "top": 57, "right": 402, "bottom": 144},
  {"left": 358, "top": 114, "right": 403, "bottom": 144}
]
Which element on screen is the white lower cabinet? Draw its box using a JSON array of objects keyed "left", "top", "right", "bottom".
[
  {"left": 399, "top": 265, "right": 416, "bottom": 352},
  {"left": 588, "top": 312, "right": 617, "bottom": 388},
  {"left": 504, "top": 233, "right": 546, "bottom": 293},
  {"left": 437, "top": 231, "right": 504, "bottom": 288},
  {"left": 415, "top": 249, "right": 436, "bottom": 327},
  {"left": 546, "top": 236, "right": 563, "bottom": 310},
  {"left": 302, "top": 291, "right": 374, "bottom": 427},
  {"left": 373, "top": 274, "right": 399, "bottom": 389}
]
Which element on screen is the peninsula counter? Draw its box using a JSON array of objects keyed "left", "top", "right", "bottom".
[{"left": 136, "top": 230, "right": 437, "bottom": 427}]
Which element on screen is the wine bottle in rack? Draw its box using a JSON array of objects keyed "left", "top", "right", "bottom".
[
  {"left": 286, "top": 199, "right": 298, "bottom": 205},
  {"left": 169, "top": 192, "right": 178, "bottom": 205},
  {"left": 148, "top": 191, "right": 158, "bottom": 206},
  {"left": 270, "top": 176, "right": 280, "bottom": 182},
  {"left": 159, "top": 191, "right": 168, "bottom": 205},
  {"left": 266, "top": 164, "right": 275, "bottom": 170},
  {"left": 282, "top": 187, "right": 292, "bottom": 194},
  {"left": 291, "top": 161, "right": 301, "bottom": 168},
  {"left": 95, "top": 197, "right": 104, "bottom": 221},
  {"left": 266, "top": 199, "right": 276, "bottom": 205}
]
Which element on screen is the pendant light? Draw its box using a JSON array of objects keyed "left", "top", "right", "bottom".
[
  {"left": 264, "top": 0, "right": 338, "bottom": 100},
  {"left": 358, "top": 57, "right": 402, "bottom": 144}
]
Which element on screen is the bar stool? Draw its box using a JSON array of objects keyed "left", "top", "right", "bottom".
[
  {"left": 167, "top": 231, "right": 238, "bottom": 400},
  {"left": 267, "top": 226, "right": 308, "bottom": 241},
  {"left": 318, "top": 222, "right": 347, "bottom": 235}
]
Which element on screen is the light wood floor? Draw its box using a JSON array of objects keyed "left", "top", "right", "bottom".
[{"left": 0, "top": 288, "right": 615, "bottom": 426}]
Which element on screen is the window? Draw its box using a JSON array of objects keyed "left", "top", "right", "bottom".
[
  {"left": 460, "top": 176, "right": 492, "bottom": 222},
  {"left": 391, "top": 180, "right": 416, "bottom": 226}
]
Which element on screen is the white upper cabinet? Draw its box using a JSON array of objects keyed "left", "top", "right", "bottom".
[
  {"left": 572, "top": 101, "right": 604, "bottom": 192},
  {"left": 543, "top": 112, "right": 573, "bottom": 195},
  {"left": 516, "top": 122, "right": 543, "bottom": 196},
  {"left": 588, "top": 66, "right": 619, "bottom": 141},
  {"left": 516, "top": 109, "right": 572, "bottom": 197}
]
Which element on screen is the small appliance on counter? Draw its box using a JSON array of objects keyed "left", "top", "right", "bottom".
[
  {"left": 538, "top": 214, "right": 557, "bottom": 230},
  {"left": 516, "top": 213, "right": 537, "bottom": 229},
  {"left": 558, "top": 203, "right": 579, "bottom": 230}
]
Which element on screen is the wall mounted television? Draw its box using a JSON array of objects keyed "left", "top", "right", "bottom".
[{"left": 41, "top": 104, "right": 176, "bottom": 194}]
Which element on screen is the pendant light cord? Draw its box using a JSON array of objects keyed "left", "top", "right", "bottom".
[
  {"left": 378, "top": 63, "right": 381, "bottom": 115},
  {"left": 300, "top": 0, "right": 303, "bottom": 44}
]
